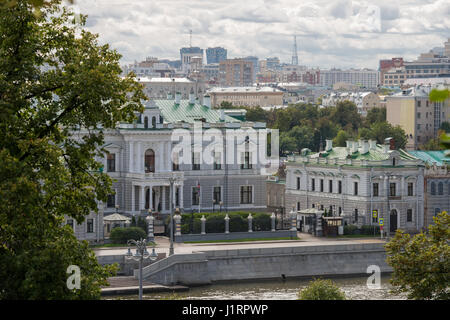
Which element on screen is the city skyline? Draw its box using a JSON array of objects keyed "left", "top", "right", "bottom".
[{"left": 72, "top": 0, "right": 449, "bottom": 69}]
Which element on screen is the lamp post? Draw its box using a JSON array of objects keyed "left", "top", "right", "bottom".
[
  {"left": 219, "top": 201, "right": 223, "bottom": 213},
  {"left": 212, "top": 199, "right": 217, "bottom": 213},
  {"left": 125, "top": 238, "right": 158, "bottom": 300}
]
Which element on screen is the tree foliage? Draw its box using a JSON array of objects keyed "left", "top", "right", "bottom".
[
  {"left": 298, "top": 279, "right": 346, "bottom": 300},
  {"left": 0, "top": 0, "right": 145, "bottom": 299},
  {"left": 384, "top": 212, "right": 450, "bottom": 300}
]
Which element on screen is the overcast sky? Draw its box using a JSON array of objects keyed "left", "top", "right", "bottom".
[{"left": 71, "top": 0, "right": 449, "bottom": 69}]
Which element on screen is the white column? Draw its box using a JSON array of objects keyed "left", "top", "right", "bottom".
[
  {"left": 129, "top": 141, "right": 134, "bottom": 173},
  {"left": 162, "top": 186, "right": 166, "bottom": 212},
  {"left": 149, "top": 185, "right": 153, "bottom": 211},
  {"left": 158, "top": 145, "right": 163, "bottom": 173},
  {"left": 140, "top": 185, "right": 145, "bottom": 211},
  {"left": 131, "top": 185, "right": 135, "bottom": 213},
  {"left": 166, "top": 142, "right": 171, "bottom": 171},
  {"left": 137, "top": 142, "right": 142, "bottom": 173}
]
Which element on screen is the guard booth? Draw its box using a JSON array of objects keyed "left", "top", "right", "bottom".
[
  {"left": 297, "top": 208, "right": 324, "bottom": 237},
  {"left": 322, "top": 217, "right": 344, "bottom": 237}
]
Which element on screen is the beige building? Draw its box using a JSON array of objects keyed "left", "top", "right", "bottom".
[
  {"left": 386, "top": 85, "right": 450, "bottom": 150},
  {"left": 138, "top": 77, "right": 206, "bottom": 99},
  {"left": 219, "top": 59, "right": 254, "bottom": 87},
  {"left": 208, "top": 86, "right": 283, "bottom": 108},
  {"left": 383, "top": 67, "right": 407, "bottom": 87},
  {"left": 322, "top": 91, "right": 381, "bottom": 116}
]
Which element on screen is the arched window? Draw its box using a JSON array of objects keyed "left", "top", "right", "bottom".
[
  {"left": 144, "top": 116, "right": 148, "bottom": 129},
  {"left": 159, "top": 116, "right": 163, "bottom": 124},
  {"left": 392, "top": 158, "right": 396, "bottom": 166},
  {"left": 438, "top": 182, "right": 443, "bottom": 195},
  {"left": 152, "top": 116, "right": 156, "bottom": 128},
  {"left": 430, "top": 182, "right": 436, "bottom": 195},
  {"left": 144, "top": 149, "right": 155, "bottom": 173}
]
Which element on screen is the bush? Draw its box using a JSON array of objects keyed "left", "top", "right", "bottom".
[
  {"left": 228, "top": 213, "right": 247, "bottom": 232},
  {"left": 298, "top": 279, "right": 346, "bottom": 300},
  {"left": 253, "top": 213, "right": 271, "bottom": 231},
  {"left": 110, "top": 227, "right": 147, "bottom": 244},
  {"left": 175, "top": 212, "right": 272, "bottom": 234},
  {"left": 344, "top": 225, "right": 358, "bottom": 235},
  {"left": 360, "top": 225, "right": 380, "bottom": 235}
]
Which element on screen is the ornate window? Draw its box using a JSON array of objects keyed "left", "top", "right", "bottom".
[
  {"left": 144, "top": 149, "right": 155, "bottom": 173},
  {"left": 430, "top": 182, "right": 436, "bottom": 195}
]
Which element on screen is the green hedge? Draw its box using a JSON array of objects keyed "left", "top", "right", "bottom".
[
  {"left": 168, "top": 212, "right": 272, "bottom": 234},
  {"left": 110, "top": 227, "right": 147, "bottom": 244},
  {"left": 344, "top": 224, "right": 380, "bottom": 235}
]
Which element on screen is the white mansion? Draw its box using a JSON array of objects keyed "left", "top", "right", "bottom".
[{"left": 70, "top": 92, "right": 276, "bottom": 241}]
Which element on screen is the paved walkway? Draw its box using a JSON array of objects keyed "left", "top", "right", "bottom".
[
  {"left": 101, "top": 276, "right": 188, "bottom": 296},
  {"left": 94, "top": 233, "right": 386, "bottom": 257}
]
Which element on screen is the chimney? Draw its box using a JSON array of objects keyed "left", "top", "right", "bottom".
[
  {"left": 220, "top": 109, "right": 225, "bottom": 121},
  {"left": 361, "top": 140, "right": 369, "bottom": 154},
  {"left": 325, "top": 139, "right": 333, "bottom": 151},
  {"left": 346, "top": 140, "right": 353, "bottom": 150},
  {"left": 189, "top": 88, "right": 195, "bottom": 104},
  {"left": 384, "top": 137, "right": 395, "bottom": 150},
  {"left": 203, "top": 94, "right": 211, "bottom": 109},
  {"left": 368, "top": 139, "right": 377, "bottom": 150},
  {"left": 175, "top": 92, "right": 181, "bottom": 105},
  {"left": 167, "top": 92, "right": 173, "bottom": 100},
  {"left": 351, "top": 141, "right": 358, "bottom": 153}
]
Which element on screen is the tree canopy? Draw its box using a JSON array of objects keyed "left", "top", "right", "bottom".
[
  {"left": 0, "top": 0, "right": 145, "bottom": 299},
  {"left": 385, "top": 212, "right": 450, "bottom": 300}
]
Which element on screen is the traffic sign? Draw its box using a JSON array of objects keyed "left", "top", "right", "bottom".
[
  {"left": 372, "top": 210, "right": 378, "bottom": 218},
  {"left": 379, "top": 218, "right": 384, "bottom": 226}
]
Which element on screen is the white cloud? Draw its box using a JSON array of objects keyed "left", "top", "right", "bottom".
[{"left": 70, "top": 0, "right": 450, "bottom": 69}]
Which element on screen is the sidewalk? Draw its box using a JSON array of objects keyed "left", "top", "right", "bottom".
[{"left": 94, "top": 233, "right": 386, "bottom": 257}]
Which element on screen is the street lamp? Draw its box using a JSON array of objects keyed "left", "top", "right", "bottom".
[
  {"left": 219, "top": 201, "right": 223, "bottom": 213},
  {"left": 212, "top": 199, "right": 217, "bottom": 213},
  {"left": 125, "top": 238, "right": 158, "bottom": 300}
]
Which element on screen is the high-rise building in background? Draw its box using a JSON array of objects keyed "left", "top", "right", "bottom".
[
  {"left": 219, "top": 58, "right": 254, "bottom": 87},
  {"left": 319, "top": 68, "right": 379, "bottom": 89},
  {"left": 379, "top": 57, "right": 404, "bottom": 86},
  {"left": 243, "top": 56, "right": 258, "bottom": 83},
  {"left": 206, "top": 47, "right": 227, "bottom": 64},
  {"left": 180, "top": 47, "right": 204, "bottom": 74}
]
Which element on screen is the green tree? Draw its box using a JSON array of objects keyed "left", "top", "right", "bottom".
[
  {"left": 219, "top": 101, "right": 233, "bottom": 109},
  {"left": 289, "top": 125, "right": 315, "bottom": 153},
  {"left": 298, "top": 279, "right": 346, "bottom": 300},
  {"left": 245, "top": 106, "right": 267, "bottom": 122},
  {"left": 365, "top": 107, "right": 386, "bottom": 125},
  {"left": 0, "top": 0, "right": 145, "bottom": 299},
  {"left": 368, "top": 122, "right": 407, "bottom": 149},
  {"left": 333, "top": 130, "right": 352, "bottom": 147},
  {"left": 332, "top": 101, "right": 362, "bottom": 131},
  {"left": 385, "top": 212, "right": 450, "bottom": 300},
  {"left": 279, "top": 132, "right": 297, "bottom": 155}
]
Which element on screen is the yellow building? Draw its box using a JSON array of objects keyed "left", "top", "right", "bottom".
[{"left": 386, "top": 85, "right": 450, "bottom": 150}]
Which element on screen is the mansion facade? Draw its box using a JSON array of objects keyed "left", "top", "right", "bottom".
[{"left": 285, "top": 139, "right": 426, "bottom": 234}]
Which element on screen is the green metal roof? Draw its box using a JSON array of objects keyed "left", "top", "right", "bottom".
[
  {"left": 407, "top": 150, "right": 450, "bottom": 166},
  {"left": 152, "top": 100, "right": 240, "bottom": 124}
]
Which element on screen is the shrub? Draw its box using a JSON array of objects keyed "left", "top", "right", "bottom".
[
  {"left": 253, "top": 213, "right": 271, "bottom": 231},
  {"left": 344, "top": 224, "right": 358, "bottom": 235},
  {"left": 298, "top": 279, "right": 346, "bottom": 300},
  {"left": 360, "top": 225, "right": 380, "bottom": 235},
  {"left": 110, "top": 227, "right": 147, "bottom": 244},
  {"left": 229, "top": 213, "right": 248, "bottom": 232},
  {"left": 205, "top": 215, "right": 225, "bottom": 233}
]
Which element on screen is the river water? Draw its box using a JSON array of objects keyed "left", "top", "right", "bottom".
[{"left": 109, "top": 275, "right": 407, "bottom": 300}]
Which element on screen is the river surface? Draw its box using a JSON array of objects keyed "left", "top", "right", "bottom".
[{"left": 108, "top": 275, "right": 407, "bottom": 300}]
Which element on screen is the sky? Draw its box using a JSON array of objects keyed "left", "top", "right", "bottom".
[{"left": 71, "top": 0, "right": 450, "bottom": 69}]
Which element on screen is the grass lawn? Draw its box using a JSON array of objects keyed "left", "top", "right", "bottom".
[{"left": 184, "top": 237, "right": 300, "bottom": 244}]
